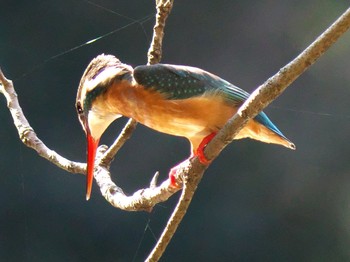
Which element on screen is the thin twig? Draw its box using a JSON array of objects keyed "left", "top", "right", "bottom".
[
  {"left": 147, "top": 0, "right": 174, "bottom": 65},
  {"left": 99, "top": 118, "right": 137, "bottom": 167},
  {"left": 0, "top": 68, "right": 86, "bottom": 174}
]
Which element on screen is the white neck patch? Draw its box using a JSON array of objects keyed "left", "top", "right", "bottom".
[{"left": 88, "top": 108, "right": 121, "bottom": 139}]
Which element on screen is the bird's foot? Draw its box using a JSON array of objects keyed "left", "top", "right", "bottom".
[
  {"left": 194, "top": 132, "right": 217, "bottom": 165},
  {"left": 169, "top": 166, "right": 182, "bottom": 188},
  {"left": 168, "top": 158, "right": 192, "bottom": 188}
]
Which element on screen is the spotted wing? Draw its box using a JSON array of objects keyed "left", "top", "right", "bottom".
[{"left": 133, "top": 64, "right": 248, "bottom": 105}]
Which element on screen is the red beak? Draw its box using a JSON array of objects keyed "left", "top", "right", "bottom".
[{"left": 86, "top": 133, "right": 100, "bottom": 200}]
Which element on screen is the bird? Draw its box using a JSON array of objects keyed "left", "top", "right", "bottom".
[{"left": 76, "top": 54, "right": 295, "bottom": 200}]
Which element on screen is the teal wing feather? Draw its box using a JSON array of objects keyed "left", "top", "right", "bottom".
[
  {"left": 133, "top": 64, "right": 247, "bottom": 104},
  {"left": 133, "top": 64, "right": 290, "bottom": 141}
]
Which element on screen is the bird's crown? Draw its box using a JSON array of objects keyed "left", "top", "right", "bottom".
[{"left": 76, "top": 54, "right": 132, "bottom": 110}]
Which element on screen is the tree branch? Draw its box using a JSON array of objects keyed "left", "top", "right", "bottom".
[
  {"left": 0, "top": 68, "right": 86, "bottom": 174},
  {"left": 145, "top": 6, "right": 350, "bottom": 262},
  {"left": 147, "top": 0, "right": 174, "bottom": 65}
]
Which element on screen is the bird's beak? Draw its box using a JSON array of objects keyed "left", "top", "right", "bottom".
[
  {"left": 83, "top": 109, "right": 118, "bottom": 200},
  {"left": 86, "top": 130, "right": 100, "bottom": 201}
]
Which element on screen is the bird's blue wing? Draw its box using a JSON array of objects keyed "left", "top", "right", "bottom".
[{"left": 133, "top": 64, "right": 248, "bottom": 104}]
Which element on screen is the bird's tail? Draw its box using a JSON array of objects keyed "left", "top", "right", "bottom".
[{"left": 239, "top": 112, "right": 296, "bottom": 150}]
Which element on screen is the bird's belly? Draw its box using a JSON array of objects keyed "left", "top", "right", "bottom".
[
  {"left": 133, "top": 95, "right": 236, "bottom": 139},
  {"left": 142, "top": 112, "right": 205, "bottom": 138}
]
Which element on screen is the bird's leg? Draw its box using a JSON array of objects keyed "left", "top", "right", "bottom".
[
  {"left": 194, "top": 132, "right": 217, "bottom": 165},
  {"left": 168, "top": 132, "right": 216, "bottom": 188}
]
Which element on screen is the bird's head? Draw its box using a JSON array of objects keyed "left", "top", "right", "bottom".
[{"left": 75, "top": 54, "right": 133, "bottom": 200}]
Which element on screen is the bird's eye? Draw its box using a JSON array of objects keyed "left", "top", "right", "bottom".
[{"left": 76, "top": 101, "right": 83, "bottom": 114}]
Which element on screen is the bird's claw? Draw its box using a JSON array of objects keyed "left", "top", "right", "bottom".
[
  {"left": 169, "top": 167, "right": 182, "bottom": 188},
  {"left": 194, "top": 132, "right": 217, "bottom": 165}
]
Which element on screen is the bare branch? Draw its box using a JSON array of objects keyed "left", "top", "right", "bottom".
[
  {"left": 94, "top": 165, "right": 180, "bottom": 212},
  {"left": 145, "top": 159, "right": 206, "bottom": 262},
  {"left": 99, "top": 118, "right": 137, "bottom": 168},
  {"left": 147, "top": 0, "right": 174, "bottom": 65},
  {"left": 0, "top": 68, "right": 86, "bottom": 174}
]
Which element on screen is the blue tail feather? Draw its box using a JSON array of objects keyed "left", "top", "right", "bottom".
[{"left": 255, "top": 112, "right": 291, "bottom": 142}]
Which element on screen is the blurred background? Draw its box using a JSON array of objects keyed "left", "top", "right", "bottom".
[{"left": 1, "top": 1, "right": 350, "bottom": 261}]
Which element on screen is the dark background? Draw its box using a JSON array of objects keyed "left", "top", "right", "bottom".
[{"left": 1, "top": 1, "right": 350, "bottom": 261}]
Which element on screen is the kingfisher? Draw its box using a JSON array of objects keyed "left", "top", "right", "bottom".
[{"left": 76, "top": 54, "right": 295, "bottom": 200}]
